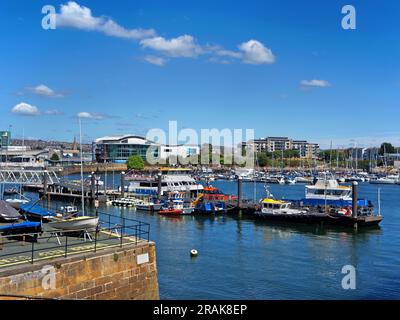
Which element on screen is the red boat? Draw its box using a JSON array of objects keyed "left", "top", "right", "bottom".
[
  {"left": 159, "top": 208, "right": 184, "bottom": 215},
  {"left": 201, "top": 186, "right": 237, "bottom": 202}
]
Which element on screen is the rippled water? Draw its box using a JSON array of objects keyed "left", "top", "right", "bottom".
[{"left": 47, "top": 176, "right": 400, "bottom": 299}]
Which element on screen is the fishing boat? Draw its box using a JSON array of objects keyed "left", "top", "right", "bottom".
[
  {"left": 200, "top": 186, "right": 237, "bottom": 202},
  {"left": 0, "top": 200, "right": 20, "bottom": 222},
  {"left": 257, "top": 198, "right": 311, "bottom": 218},
  {"left": 194, "top": 201, "right": 226, "bottom": 214}
]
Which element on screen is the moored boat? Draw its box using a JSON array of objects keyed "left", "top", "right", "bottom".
[
  {"left": 5, "top": 198, "right": 30, "bottom": 210},
  {"left": 0, "top": 200, "right": 21, "bottom": 222},
  {"left": 20, "top": 203, "right": 59, "bottom": 222}
]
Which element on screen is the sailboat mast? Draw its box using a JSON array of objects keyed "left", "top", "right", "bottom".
[{"left": 79, "top": 118, "right": 85, "bottom": 216}]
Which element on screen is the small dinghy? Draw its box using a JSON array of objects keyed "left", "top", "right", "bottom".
[
  {"left": 48, "top": 216, "right": 99, "bottom": 231},
  {"left": 0, "top": 200, "right": 21, "bottom": 222}
]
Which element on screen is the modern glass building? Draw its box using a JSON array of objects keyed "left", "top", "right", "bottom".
[
  {"left": 94, "top": 135, "right": 201, "bottom": 164},
  {"left": 94, "top": 135, "right": 159, "bottom": 163},
  {"left": 0, "top": 131, "right": 11, "bottom": 148}
]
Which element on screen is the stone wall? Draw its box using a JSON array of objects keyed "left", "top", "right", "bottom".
[{"left": 0, "top": 242, "right": 159, "bottom": 300}]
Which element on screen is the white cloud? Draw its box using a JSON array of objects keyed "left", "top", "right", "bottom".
[
  {"left": 143, "top": 55, "right": 167, "bottom": 66},
  {"left": 215, "top": 49, "right": 242, "bottom": 59},
  {"left": 57, "top": 1, "right": 155, "bottom": 40},
  {"left": 29, "top": 84, "right": 64, "bottom": 97},
  {"left": 140, "top": 35, "right": 203, "bottom": 58},
  {"left": 238, "top": 40, "right": 275, "bottom": 64},
  {"left": 76, "top": 111, "right": 116, "bottom": 120},
  {"left": 77, "top": 111, "right": 104, "bottom": 119},
  {"left": 11, "top": 102, "right": 40, "bottom": 116},
  {"left": 300, "top": 79, "right": 331, "bottom": 87}
]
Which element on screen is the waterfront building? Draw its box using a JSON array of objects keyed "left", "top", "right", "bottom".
[
  {"left": 243, "top": 137, "right": 319, "bottom": 158},
  {"left": 0, "top": 131, "right": 11, "bottom": 148},
  {"left": 94, "top": 135, "right": 200, "bottom": 163}
]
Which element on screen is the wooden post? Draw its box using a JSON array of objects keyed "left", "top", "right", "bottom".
[
  {"left": 120, "top": 171, "right": 125, "bottom": 198},
  {"left": 352, "top": 181, "right": 358, "bottom": 230},
  {"left": 237, "top": 176, "right": 243, "bottom": 209},
  {"left": 157, "top": 172, "right": 162, "bottom": 199}
]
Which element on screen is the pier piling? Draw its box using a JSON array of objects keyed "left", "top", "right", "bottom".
[
  {"left": 120, "top": 171, "right": 125, "bottom": 198},
  {"left": 352, "top": 181, "right": 358, "bottom": 230},
  {"left": 157, "top": 172, "right": 162, "bottom": 199},
  {"left": 237, "top": 176, "right": 243, "bottom": 208}
]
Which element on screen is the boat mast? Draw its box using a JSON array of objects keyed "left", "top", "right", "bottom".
[{"left": 79, "top": 118, "right": 85, "bottom": 216}]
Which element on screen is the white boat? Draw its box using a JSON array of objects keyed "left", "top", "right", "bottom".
[
  {"left": 370, "top": 177, "right": 398, "bottom": 185},
  {"left": 112, "top": 198, "right": 139, "bottom": 207},
  {"left": 60, "top": 205, "right": 79, "bottom": 215},
  {"left": 49, "top": 118, "right": 100, "bottom": 232},
  {"left": 127, "top": 168, "right": 204, "bottom": 198},
  {"left": 259, "top": 198, "right": 308, "bottom": 215},
  {"left": 136, "top": 200, "right": 162, "bottom": 211},
  {"left": 295, "top": 176, "right": 313, "bottom": 184},
  {"left": 5, "top": 198, "right": 30, "bottom": 210},
  {"left": 265, "top": 176, "right": 285, "bottom": 184},
  {"left": 48, "top": 216, "right": 99, "bottom": 231},
  {"left": 305, "top": 179, "right": 352, "bottom": 201}
]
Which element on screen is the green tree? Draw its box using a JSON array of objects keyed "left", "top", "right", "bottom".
[
  {"left": 127, "top": 155, "right": 145, "bottom": 170},
  {"left": 50, "top": 153, "right": 60, "bottom": 161},
  {"left": 379, "top": 142, "right": 395, "bottom": 155},
  {"left": 257, "top": 153, "right": 268, "bottom": 167}
]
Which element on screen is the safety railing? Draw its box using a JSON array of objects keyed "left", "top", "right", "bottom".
[{"left": 0, "top": 212, "right": 150, "bottom": 268}]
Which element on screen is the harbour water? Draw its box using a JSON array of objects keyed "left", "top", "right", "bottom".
[{"left": 32, "top": 177, "right": 400, "bottom": 299}]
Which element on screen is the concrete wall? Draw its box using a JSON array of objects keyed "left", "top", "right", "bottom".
[{"left": 0, "top": 242, "right": 159, "bottom": 300}]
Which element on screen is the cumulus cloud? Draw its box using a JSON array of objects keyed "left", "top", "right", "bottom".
[
  {"left": 11, "top": 102, "right": 40, "bottom": 116},
  {"left": 140, "top": 35, "right": 203, "bottom": 58},
  {"left": 238, "top": 40, "right": 275, "bottom": 64},
  {"left": 54, "top": 3, "right": 276, "bottom": 66},
  {"left": 300, "top": 79, "right": 331, "bottom": 87},
  {"left": 57, "top": 1, "right": 155, "bottom": 40},
  {"left": 143, "top": 55, "right": 167, "bottom": 66},
  {"left": 29, "top": 84, "right": 64, "bottom": 97}
]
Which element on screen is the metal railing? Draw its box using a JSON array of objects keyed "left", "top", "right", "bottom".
[{"left": 0, "top": 212, "right": 150, "bottom": 267}]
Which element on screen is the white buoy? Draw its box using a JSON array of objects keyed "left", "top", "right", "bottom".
[{"left": 190, "top": 249, "right": 198, "bottom": 257}]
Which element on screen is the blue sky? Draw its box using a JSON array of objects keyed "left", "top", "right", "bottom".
[{"left": 1, "top": 0, "right": 399, "bottom": 148}]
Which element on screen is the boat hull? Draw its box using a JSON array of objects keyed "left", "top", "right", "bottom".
[{"left": 49, "top": 216, "right": 99, "bottom": 231}]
